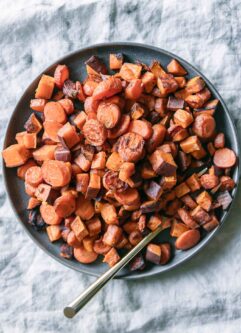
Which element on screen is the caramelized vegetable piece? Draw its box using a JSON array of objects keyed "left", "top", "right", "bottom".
[
  {"left": 146, "top": 244, "right": 162, "bottom": 265},
  {"left": 35, "top": 75, "right": 55, "bottom": 99},
  {"left": 180, "top": 135, "right": 201, "bottom": 153},
  {"left": 128, "top": 120, "right": 153, "bottom": 140},
  {"left": 144, "top": 181, "right": 163, "bottom": 200},
  {"left": 142, "top": 71, "right": 156, "bottom": 93},
  {"left": 200, "top": 174, "right": 219, "bottom": 190},
  {"left": 157, "top": 75, "right": 178, "bottom": 95},
  {"left": 125, "top": 79, "right": 143, "bottom": 100},
  {"left": 58, "top": 98, "right": 74, "bottom": 115},
  {"left": 85, "top": 55, "right": 107, "bottom": 75},
  {"left": 54, "top": 146, "right": 71, "bottom": 162},
  {"left": 175, "top": 229, "right": 200, "bottom": 250},
  {"left": 129, "top": 254, "right": 146, "bottom": 271},
  {"left": 115, "top": 188, "right": 140, "bottom": 206},
  {"left": 86, "top": 173, "right": 101, "bottom": 199},
  {"left": 190, "top": 205, "right": 211, "bottom": 225},
  {"left": 17, "top": 159, "right": 37, "bottom": 180},
  {"left": 2, "top": 144, "right": 30, "bottom": 167},
  {"left": 46, "top": 225, "right": 62, "bottom": 242},
  {"left": 103, "top": 170, "right": 128, "bottom": 193},
  {"left": 106, "top": 152, "right": 123, "bottom": 171},
  {"left": 185, "top": 87, "right": 211, "bottom": 109},
  {"left": 97, "top": 102, "right": 121, "bottom": 129},
  {"left": 192, "top": 114, "right": 216, "bottom": 139},
  {"left": 109, "top": 53, "right": 124, "bottom": 70},
  {"left": 103, "top": 248, "right": 120, "bottom": 267},
  {"left": 35, "top": 184, "right": 58, "bottom": 204},
  {"left": 149, "top": 150, "right": 177, "bottom": 176},
  {"left": 160, "top": 243, "right": 171, "bottom": 264},
  {"left": 58, "top": 122, "right": 80, "bottom": 149},
  {"left": 170, "top": 220, "right": 190, "bottom": 237},
  {"left": 186, "top": 173, "right": 201, "bottom": 192},
  {"left": 75, "top": 194, "right": 95, "bottom": 220},
  {"left": 100, "top": 203, "right": 118, "bottom": 225},
  {"left": 83, "top": 119, "right": 107, "bottom": 146},
  {"left": 30, "top": 99, "right": 46, "bottom": 112},
  {"left": 117, "top": 132, "right": 145, "bottom": 162},
  {"left": 43, "top": 121, "right": 62, "bottom": 142},
  {"left": 107, "top": 115, "right": 130, "bottom": 139},
  {"left": 92, "top": 77, "right": 122, "bottom": 100},
  {"left": 103, "top": 225, "right": 122, "bottom": 246},
  {"left": 213, "top": 148, "right": 237, "bottom": 169},
  {"left": 203, "top": 215, "right": 219, "bottom": 232},
  {"left": 147, "top": 213, "right": 162, "bottom": 231},
  {"left": 25, "top": 166, "right": 43, "bottom": 186},
  {"left": 24, "top": 114, "right": 42, "bottom": 134},
  {"left": 167, "top": 96, "right": 185, "bottom": 111},
  {"left": 74, "top": 246, "right": 98, "bottom": 264},
  {"left": 174, "top": 109, "right": 193, "bottom": 128},
  {"left": 177, "top": 208, "right": 199, "bottom": 229},
  {"left": 54, "top": 192, "right": 76, "bottom": 218},
  {"left": 214, "top": 133, "right": 225, "bottom": 149},
  {"left": 186, "top": 77, "right": 205, "bottom": 94},
  {"left": 42, "top": 160, "right": 71, "bottom": 187},
  {"left": 33, "top": 145, "right": 56, "bottom": 161},
  {"left": 167, "top": 59, "right": 187, "bottom": 76},
  {"left": 220, "top": 176, "right": 235, "bottom": 191},
  {"left": 119, "top": 162, "right": 135, "bottom": 182},
  {"left": 119, "top": 63, "right": 142, "bottom": 81},
  {"left": 71, "top": 216, "right": 89, "bottom": 241},
  {"left": 54, "top": 64, "right": 69, "bottom": 88},
  {"left": 27, "top": 197, "right": 41, "bottom": 209},
  {"left": 40, "top": 203, "right": 62, "bottom": 225},
  {"left": 175, "top": 182, "right": 190, "bottom": 198},
  {"left": 44, "top": 102, "right": 67, "bottom": 124},
  {"left": 93, "top": 238, "right": 111, "bottom": 255}
]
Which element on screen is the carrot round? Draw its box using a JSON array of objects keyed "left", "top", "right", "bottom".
[
  {"left": 74, "top": 246, "right": 98, "bottom": 264},
  {"left": 97, "top": 102, "right": 121, "bottom": 129},
  {"left": 54, "top": 192, "right": 76, "bottom": 218},
  {"left": 25, "top": 182, "right": 37, "bottom": 197},
  {"left": 82, "top": 119, "right": 107, "bottom": 146},
  {"left": 128, "top": 120, "right": 153, "bottom": 140},
  {"left": 107, "top": 115, "right": 130, "bottom": 139},
  {"left": 44, "top": 102, "right": 67, "bottom": 124},
  {"left": 42, "top": 160, "right": 71, "bottom": 187},
  {"left": 114, "top": 188, "right": 140, "bottom": 206},
  {"left": 40, "top": 203, "right": 62, "bottom": 225},
  {"left": 92, "top": 77, "right": 122, "bottom": 100},
  {"left": 17, "top": 159, "right": 37, "bottom": 180},
  {"left": 84, "top": 96, "right": 100, "bottom": 114},
  {"left": 25, "top": 166, "right": 43, "bottom": 186}
]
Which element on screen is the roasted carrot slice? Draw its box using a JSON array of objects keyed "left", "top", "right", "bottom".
[
  {"left": 17, "top": 159, "right": 37, "bottom": 180},
  {"left": 25, "top": 166, "right": 43, "bottom": 186},
  {"left": 74, "top": 246, "right": 98, "bottom": 264},
  {"left": 125, "top": 79, "right": 143, "bottom": 100},
  {"left": 41, "top": 160, "right": 71, "bottom": 187},
  {"left": 54, "top": 192, "right": 76, "bottom": 218},
  {"left": 75, "top": 194, "right": 95, "bottom": 220},
  {"left": 97, "top": 102, "right": 121, "bottom": 129},
  {"left": 84, "top": 96, "right": 100, "bottom": 114},
  {"left": 128, "top": 120, "right": 153, "bottom": 140},
  {"left": 2, "top": 144, "right": 30, "bottom": 167},
  {"left": 44, "top": 101, "right": 67, "bottom": 124},
  {"left": 58, "top": 98, "right": 74, "bottom": 115},
  {"left": 92, "top": 77, "right": 122, "bottom": 100},
  {"left": 40, "top": 203, "right": 62, "bottom": 225}
]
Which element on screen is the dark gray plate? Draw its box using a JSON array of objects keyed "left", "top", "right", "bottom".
[{"left": 3, "top": 42, "right": 240, "bottom": 279}]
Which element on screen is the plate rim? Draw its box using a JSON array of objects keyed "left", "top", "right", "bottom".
[{"left": 3, "top": 41, "right": 240, "bottom": 280}]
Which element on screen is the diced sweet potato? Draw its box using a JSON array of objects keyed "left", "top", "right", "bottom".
[
  {"left": 119, "top": 162, "right": 135, "bottom": 182},
  {"left": 147, "top": 214, "right": 162, "bottom": 231},
  {"left": 2, "top": 144, "right": 30, "bottom": 167},
  {"left": 103, "top": 248, "right": 120, "bottom": 267},
  {"left": 75, "top": 194, "right": 95, "bottom": 220},
  {"left": 141, "top": 71, "right": 156, "bottom": 93},
  {"left": 109, "top": 53, "right": 124, "bottom": 70},
  {"left": 157, "top": 75, "right": 178, "bottom": 95},
  {"left": 146, "top": 243, "right": 161, "bottom": 265},
  {"left": 186, "top": 173, "right": 201, "bottom": 192},
  {"left": 149, "top": 150, "right": 177, "bottom": 176},
  {"left": 196, "top": 191, "right": 212, "bottom": 212},
  {"left": 71, "top": 216, "right": 89, "bottom": 242},
  {"left": 174, "top": 109, "right": 193, "bottom": 128},
  {"left": 150, "top": 61, "right": 166, "bottom": 78},
  {"left": 30, "top": 98, "right": 47, "bottom": 112},
  {"left": 27, "top": 197, "right": 41, "bottom": 209},
  {"left": 91, "top": 152, "right": 106, "bottom": 169},
  {"left": 106, "top": 152, "right": 123, "bottom": 171},
  {"left": 119, "top": 63, "right": 142, "bottom": 81},
  {"left": 46, "top": 225, "right": 62, "bottom": 242},
  {"left": 177, "top": 208, "right": 199, "bottom": 229},
  {"left": 186, "top": 77, "right": 205, "bottom": 94},
  {"left": 180, "top": 194, "right": 197, "bottom": 209},
  {"left": 86, "top": 173, "right": 101, "bottom": 199},
  {"left": 190, "top": 205, "right": 211, "bottom": 225},
  {"left": 170, "top": 219, "right": 190, "bottom": 237},
  {"left": 202, "top": 215, "right": 219, "bottom": 232},
  {"left": 32, "top": 145, "right": 56, "bottom": 161},
  {"left": 180, "top": 136, "right": 201, "bottom": 153},
  {"left": 100, "top": 203, "right": 118, "bottom": 225},
  {"left": 144, "top": 181, "right": 163, "bottom": 200},
  {"left": 35, "top": 75, "right": 55, "bottom": 99},
  {"left": 167, "top": 59, "right": 187, "bottom": 76}
]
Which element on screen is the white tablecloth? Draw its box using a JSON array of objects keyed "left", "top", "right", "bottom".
[{"left": 1, "top": 1, "right": 241, "bottom": 332}]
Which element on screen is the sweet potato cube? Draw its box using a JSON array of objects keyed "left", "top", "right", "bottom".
[
  {"left": 144, "top": 181, "right": 163, "bottom": 200},
  {"left": 147, "top": 214, "right": 162, "bottom": 231},
  {"left": 174, "top": 109, "right": 193, "bottom": 128},
  {"left": 24, "top": 114, "right": 42, "bottom": 134},
  {"left": 91, "top": 152, "right": 106, "bottom": 169},
  {"left": 32, "top": 145, "right": 56, "bottom": 161},
  {"left": 186, "top": 76, "right": 205, "bottom": 94},
  {"left": 141, "top": 71, "right": 156, "bottom": 93},
  {"left": 23, "top": 133, "right": 37, "bottom": 149},
  {"left": 196, "top": 191, "right": 212, "bottom": 212},
  {"left": 35, "top": 184, "right": 58, "bottom": 204},
  {"left": 73, "top": 111, "right": 87, "bottom": 130},
  {"left": 150, "top": 61, "right": 166, "bottom": 78},
  {"left": 146, "top": 243, "right": 161, "bottom": 265},
  {"left": 76, "top": 173, "right": 89, "bottom": 193},
  {"left": 103, "top": 248, "right": 120, "bottom": 267},
  {"left": 185, "top": 88, "right": 211, "bottom": 109},
  {"left": 180, "top": 136, "right": 201, "bottom": 153},
  {"left": 86, "top": 173, "right": 101, "bottom": 199},
  {"left": 27, "top": 197, "right": 41, "bottom": 209},
  {"left": 103, "top": 225, "right": 122, "bottom": 247},
  {"left": 149, "top": 150, "right": 177, "bottom": 176},
  {"left": 175, "top": 182, "right": 190, "bottom": 198},
  {"left": 46, "top": 225, "right": 62, "bottom": 242},
  {"left": 74, "top": 153, "right": 91, "bottom": 172},
  {"left": 35, "top": 74, "right": 55, "bottom": 99},
  {"left": 186, "top": 173, "right": 201, "bottom": 192},
  {"left": 160, "top": 176, "right": 177, "bottom": 190},
  {"left": 170, "top": 219, "right": 190, "bottom": 237},
  {"left": 58, "top": 122, "right": 80, "bottom": 149},
  {"left": 190, "top": 205, "right": 211, "bottom": 225},
  {"left": 2, "top": 144, "right": 30, "bottom": 167},
  {"left": 82, "top": 236, "right": 95, "bottom": 252},
  {"left": 119, "top": 63, "right": 142, "bottom": 81},
  {"left": 101, "top": 203, "right": 118, "bottom": 225},
  {"left": 174, "top": 77, "right": 187, "bottom": 88},
  {"left": 167, "top": 59, "right": 187, "bottom": 76},
  {"left": 109, "top": 53, "right": 124, "bottom": 70},
  {"left": 106, "top": 152, "right": 123, "bottom": 171},
  {"left": 119, "top": 162, "right": 135, "bottom": 181},
  {"left": 191, "top": 146, "right": 207, "bottom": 160},
  {"left": 203, "top": 215, "right": 219, "bottom": 232},
  {"left": 131, "top": 102, "right": 146, "bottom": 120},
  {"left": 141, "top": 162, "right": 157, "bottom": 179},
  {"left": 177, "top": 208, "right": 199, "bottom": 229},
  {"left": 30, "top": 98, "right": 47, "bottom": 112},
  {"left": 75, "top": 194, "right": 95, "bottom": 220},
  {"left": 85, "top": 55, "right": 107, "bottom": 75},
  {"left": 180, "top": 194, "right": 197, "bottom": 209},
  {"left": 162, "top": 216, "right": 172, "bottom": 230},
  {"left": 157, "top": 75, "right": 178, "bottom": 95},
  {"left": 167, "top": 96, "right": 185, "bottom": 111},
  {"left": 71, "top": 216, "right": 89, "bottom": 242},
  {"left": 86, "top": 217, "right": 102, "bottom": 237}
]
